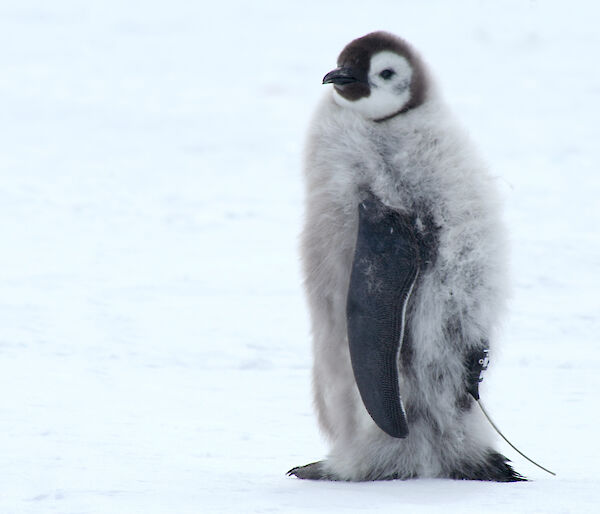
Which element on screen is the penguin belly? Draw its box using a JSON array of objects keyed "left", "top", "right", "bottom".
[{"left": 289, "top": 102, "right": 523, "bottom": 483}]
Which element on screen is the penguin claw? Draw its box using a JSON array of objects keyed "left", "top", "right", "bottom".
[
  {"left": 449, "top": 451, "right": 527, "bottom": 482},
  {"left": 287, "top": 461, "right": 338, "bottom": 480}
]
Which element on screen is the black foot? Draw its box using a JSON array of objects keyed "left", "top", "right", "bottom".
[
  {"left": 287, "top": 461, "right": 339, "bottom": 481},
  {"left": 449, "top": 451, "right": 526, "bottom": 482}
]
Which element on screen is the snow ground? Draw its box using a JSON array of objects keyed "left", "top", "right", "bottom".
[{"left": 1, "top": 0, "right": 599, "bottom": 512}]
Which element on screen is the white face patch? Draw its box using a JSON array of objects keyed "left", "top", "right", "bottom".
[{"left": 333, "top": 51, "right": 413, "bottom": 120}]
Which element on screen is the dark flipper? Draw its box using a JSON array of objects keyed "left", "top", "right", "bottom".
[{"left": 346, "top": 192, "right": 420, "bottom": 438}]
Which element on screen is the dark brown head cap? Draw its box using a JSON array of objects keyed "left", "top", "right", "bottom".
[{"left": 331, "top": 31, "right": 429, "bottom": 117}]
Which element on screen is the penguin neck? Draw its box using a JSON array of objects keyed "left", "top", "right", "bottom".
[
  {"left": 372, "top": 102, "right": 419, "bottom": 123},
  {"left": 370, "top": 96, "right": 444, "bottom": 136}
]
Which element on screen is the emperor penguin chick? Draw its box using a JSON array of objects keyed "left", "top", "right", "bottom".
[{"left": 288, "top": 31, "right": 524, "bottom": 482}]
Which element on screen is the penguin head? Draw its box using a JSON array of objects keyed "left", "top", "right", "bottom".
[{"left": 323, "top": 32, "right": 428, "bottom": 122}]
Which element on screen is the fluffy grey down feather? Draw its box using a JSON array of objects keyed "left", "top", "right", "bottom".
[{"left": 297, "top": 39, "right": 517, "bottom": 481}]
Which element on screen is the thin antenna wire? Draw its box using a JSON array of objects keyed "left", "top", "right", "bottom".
[{"left": 477, "top": 399, "right": 556, "bottom": 477}]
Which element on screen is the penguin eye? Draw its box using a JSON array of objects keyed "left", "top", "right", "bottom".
[{"left": 379, "top": 69, "right": 395, "bottom": 80}]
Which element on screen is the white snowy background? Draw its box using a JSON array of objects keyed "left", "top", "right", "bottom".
[{"left": 1, "top": 0, "right": 599, "bottom": 512}]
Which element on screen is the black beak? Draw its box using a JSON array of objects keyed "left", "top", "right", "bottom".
[{"left": 322, "top": 67, "right": 359, "bottom": 86}]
